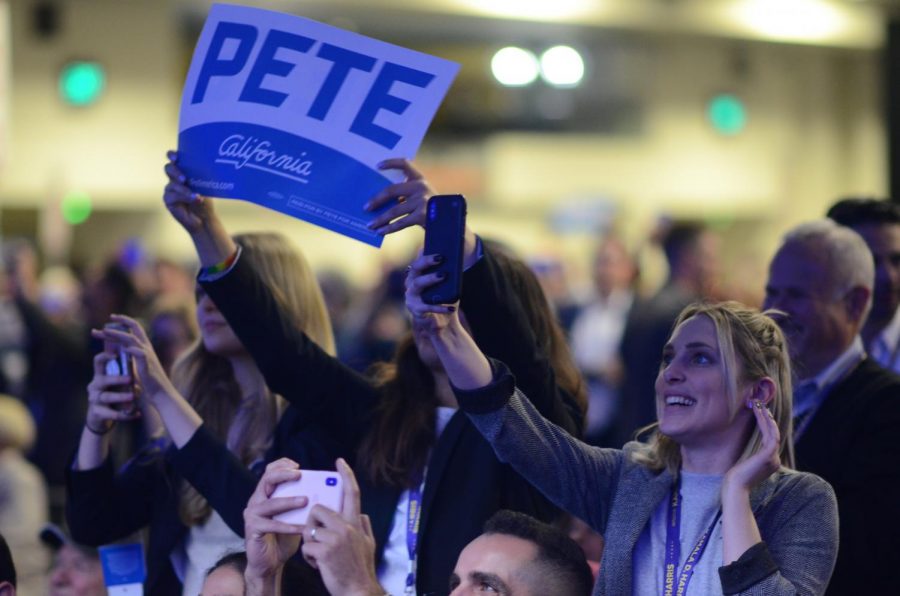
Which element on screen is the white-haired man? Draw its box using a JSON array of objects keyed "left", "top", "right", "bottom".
[{"left": 763, "top": 219, "right": 900, "bottom": 595}]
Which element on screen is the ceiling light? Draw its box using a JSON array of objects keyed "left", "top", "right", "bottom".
[
  {"left": 540, "top": 46, "right": 584, "bottom": 88},
  {"left": 491, "top": 47, "right": 539, "bottom": 87}
]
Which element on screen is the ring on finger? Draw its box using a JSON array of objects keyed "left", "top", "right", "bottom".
[{"left": 310, "top": 527, "right": 318, "bottom": 542}]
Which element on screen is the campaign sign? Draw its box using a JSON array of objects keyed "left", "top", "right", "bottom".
[
  {"left": 99, "top": 543, "right": 145, "bottom": 595},
  {"left": 178, "top": 3, "right": 459, "bottom": 247}
]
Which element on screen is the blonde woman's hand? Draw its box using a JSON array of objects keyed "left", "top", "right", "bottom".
[
  {"left": 723, "top": 400, "right": 781, "bottom": 495},
  {"left": 163, "top": 150, "right": 218, "bottom": 234}
]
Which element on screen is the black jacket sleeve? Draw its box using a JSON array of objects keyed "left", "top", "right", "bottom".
[
  {"left": 169, "top": 425, "right": 254, "bottom": 536},
  {"left": 169, "top": 413, "right": 345, "bottom": 537},
  {"left": 66, "top": 447, "right": 169, "bottom": 546},
  {"left": 201, "top": 251, "right": 380, "bottom": 447}
]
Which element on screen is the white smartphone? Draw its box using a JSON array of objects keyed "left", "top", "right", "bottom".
[{"left": 271, "top": 469, "right": 343, "bottom": 525}]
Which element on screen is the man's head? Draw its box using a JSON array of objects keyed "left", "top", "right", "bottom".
[
  {"left": 661, "top": 221, "right": 720, "bottom": 295},
  {"left": 827, "top": 198, "right": 900, "bottom": 326},
  {"left": 592, "top": 236, "right": 637, "bottom": 297},
  {"left": 763, "top": 219, "right": 874, "bottom": 378},
  {"left": 449, "top": 511, "right": 593, "bottom": 596},
  {"left": 41, "top": 525, "right": 105, "bottom": 596}
]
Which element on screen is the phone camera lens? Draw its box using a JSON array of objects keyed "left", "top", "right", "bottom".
[{"left": 326, "top": 477, "right": 337, "bottom": 486}]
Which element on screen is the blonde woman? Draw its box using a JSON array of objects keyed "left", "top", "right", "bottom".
[
  {"left": 66, "top": 233, "right": 336, "bottom": 596},
  {"left": 406, "top": 256, "right": 839, "bottom": 596}
]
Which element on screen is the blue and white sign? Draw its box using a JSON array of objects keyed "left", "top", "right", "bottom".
[
  {"left": 178, "top": 3, "right": 459, "bottom": 247},
  {"left": 99, "top": 543, "right": 145, "bottom": 596}
]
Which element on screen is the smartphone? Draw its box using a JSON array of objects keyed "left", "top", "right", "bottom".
[
  {"left": 103, "top": 322, "right": 137, "bottom": 414},
  {"left": 103, "top": 322, "right": 132, "bottom": 378},
  {"left": 272, "top": 469, "right": 343, "bottom": 525},
  {"left": 422, "top": 194, "right": 467, "bottom": 305}
]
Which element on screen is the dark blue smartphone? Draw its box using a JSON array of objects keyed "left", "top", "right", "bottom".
[{"left": 422, "top": 194, "right": 467, "bottom": 305}]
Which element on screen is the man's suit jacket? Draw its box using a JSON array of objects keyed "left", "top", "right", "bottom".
[{"left": 795, "top": 357, "right": 900, "bottom": 596}]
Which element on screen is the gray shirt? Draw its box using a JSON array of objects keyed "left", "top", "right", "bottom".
[{"left": 633, "top": 472, "right": 724, "bottom": 595}]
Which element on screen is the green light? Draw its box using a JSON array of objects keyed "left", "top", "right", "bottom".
[
  {"left": 707, "top": 94, "right": 746, "bottom": 136},
  {"left": 61, "top": 191, "right": 92, "bottom": 225},
  {"left": 59, "top": 61, "right": 105, "bottom": 106}
]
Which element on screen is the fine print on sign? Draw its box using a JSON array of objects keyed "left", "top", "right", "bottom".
[{"left": 178, "top": 3, "right": 459, "bottom": 247}]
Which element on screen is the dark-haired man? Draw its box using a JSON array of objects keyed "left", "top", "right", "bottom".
[
  {"left": 448, "top": 510, "right": 593, "bottom": 596},
  {"left": 827, "top": 197, "right": 900, "bottom": 372}
]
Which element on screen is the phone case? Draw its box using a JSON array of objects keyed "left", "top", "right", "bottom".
[
  {"left": 422, "top": 194, "right": 467, "bottom": 305},
  {"left": 103, "top": 322, "right": 132, "bottom": 377},
  {"left": 271, "top": 470, "right": 343, "bottom": 525}
]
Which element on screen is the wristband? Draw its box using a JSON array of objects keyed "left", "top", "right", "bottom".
[
  {"left": 85, "top": 421, "right": 114, "bottom": 436},
  {"left": 200, "top": 248, "right": 239, "bottom": 277}
]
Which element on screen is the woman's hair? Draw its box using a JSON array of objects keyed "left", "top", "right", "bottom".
[
  {"left": 357, "top": 335, "right": 437, "bottom": 488},
  {"left": 488, "top": 247, "right": 587, "bottom": 414},
  {"left": 358, "top": 244, "right": 587, "bottom": 488},
  {"left": 630, "top": 301, "right": 795, "bottom": 474},
  {"left": 174, "top": 232, "right": 336, "bottom": 526}
]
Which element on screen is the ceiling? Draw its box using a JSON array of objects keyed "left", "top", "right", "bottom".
[{"left": 174, "top": 0, "right": 900, "bottom": 50}]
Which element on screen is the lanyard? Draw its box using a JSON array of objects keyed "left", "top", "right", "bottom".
[
  {"left": 404, "top": 473, "right": 424, "bottom": 595},
  {"left": 662, "top": 477, "right": 722, "bottom": 596}
]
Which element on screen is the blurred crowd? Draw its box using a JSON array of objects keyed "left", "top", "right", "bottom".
[{"left": 0, "top": 182, "right": 898, "bottom": 595}]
